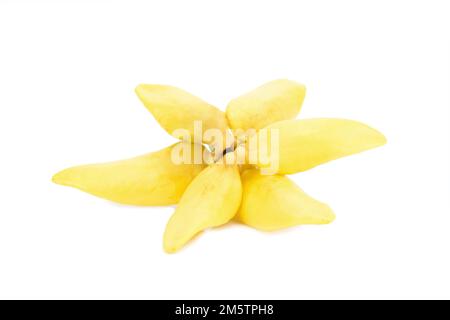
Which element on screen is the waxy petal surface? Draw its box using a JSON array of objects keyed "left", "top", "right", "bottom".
[
  {"left": 163, "top": 164, "right": 242, "bottom": 253},
  {"left": 135, "top": 84, "right": 229, "bottom": 146},
  {"left": 52, "top": 143, "right": 206, "bottom": 206},
  {"left": 253, "top": 118, "right": 387, "bottom": 174},
  {"left": 236, "top": 169, "right": 335, "bottom": 231},
  {"left": 226, "top": 79, "right": 306, "bottom": 132}
]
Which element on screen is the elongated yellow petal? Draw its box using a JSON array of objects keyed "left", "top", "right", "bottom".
[
  {"left": 52, "top": 142, "right": 206, "bottom": 206},
  {"left": 235, "top": 169, "right": 335, "bottom": 231},
  {"left": 163, "top": 164, "right": 242, "bottom": 253},
  {"left": 226, "top": 79, "right": 306, "bottom": 132},
  {"left": 252, "top": 118, "right": 387, "bottom": 174},
  {"left": 135, "top": 84, "right": 230, "bottom": 147}
]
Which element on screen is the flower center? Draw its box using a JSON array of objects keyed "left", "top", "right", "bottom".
[{"left": 222, "top": 145, "right": 235, "bottom": 156}]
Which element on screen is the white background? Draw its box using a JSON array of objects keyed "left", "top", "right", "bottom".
[{"left": 1, "top": 0, "right": 449, "bottom": 299}]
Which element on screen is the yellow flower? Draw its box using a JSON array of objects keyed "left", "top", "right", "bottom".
[{"left": 53, "top": 79, "right": 386, "bottom": 253}]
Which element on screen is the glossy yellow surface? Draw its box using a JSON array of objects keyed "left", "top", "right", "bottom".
[
  {"left": 253, "top": 118, "right": 387, "bottom": 174},
  {"left": 163, "top": 164, "right": 242, "bottom": 253},
  {"left": 226, "top": 79, "right": 306, "bottom": 132},
  {"left": 135, "top": 84, "right": 230, "bottom": 145},
  {"left": 52, "top": 142, "right": 206, "bottom": 206},
  {"left": 236, "top": 169, "right": 335, "bottom": 231}
]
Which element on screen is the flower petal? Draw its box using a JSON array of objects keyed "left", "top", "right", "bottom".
[
  {"left": 226, "top": 79, "right": 306, "bottom": 132},
  {"left": 52, "top": 142, "right": 206, "bottom": 206},
  {"left": 135, "top": 84, "right": 230, "bottom": 146},
  {"left": 235, "top": 169, "right": 335, "bottom": 231},
  {"left": 253, "top": 118, "right": 387, "bottom": 174},
  {"left": 163, "top": 164, "right": 242, "bottom": 253}
]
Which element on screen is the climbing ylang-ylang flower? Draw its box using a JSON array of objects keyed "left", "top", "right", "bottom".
[{"left": 53, "top": 79, "right": 386, "bottom": 253}]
